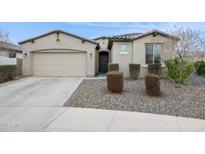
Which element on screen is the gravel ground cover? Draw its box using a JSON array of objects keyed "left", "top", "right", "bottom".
[{"left": 64, "top": 75, "right": 205, "bottom": 119}]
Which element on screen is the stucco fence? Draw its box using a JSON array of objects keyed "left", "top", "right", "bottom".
[{"left": 16, "top": 58, "right": 22, "bottom": 76}]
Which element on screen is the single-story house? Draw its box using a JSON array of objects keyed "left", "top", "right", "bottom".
[
  {"left": 0, "top": 41, "right": 23, "bottom": 65},
  {"left": 19, "top": 29, "right": 178, "bottom": 77}
]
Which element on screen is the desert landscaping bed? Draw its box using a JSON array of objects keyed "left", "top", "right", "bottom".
[{"left": 64, "top": 76, "right": 205, "bottom": 120}]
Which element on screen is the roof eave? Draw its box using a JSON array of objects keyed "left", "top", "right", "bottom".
[
  {"left": 110, "top": 39, "right": 133, "bottom": 42},
  {"left": 132, "top": 31, "right": 179, "bottom": 41},
  {"left": 18, "top": 30, "right": 98, "bottom": 45}
]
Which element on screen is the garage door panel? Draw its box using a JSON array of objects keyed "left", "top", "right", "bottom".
[{"left": 33, "top": 52, "right": 86, "bottom": 76}]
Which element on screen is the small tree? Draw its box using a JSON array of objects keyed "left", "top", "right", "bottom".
[{"left": 166, "top": 27, "right": 205, "bottom": 87}]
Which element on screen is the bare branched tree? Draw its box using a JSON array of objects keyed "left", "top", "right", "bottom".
[
  {"left": 170, "top": 27, "right": 205, "bottom": 63},
  {"left": 0, "top": 27, "right": 10, "bottom": 42}
]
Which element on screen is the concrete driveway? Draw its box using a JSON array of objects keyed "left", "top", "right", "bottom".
[
  {"left": 0, "top": 77, "right": 83, "bottom": 131},
  {"left": 0, "top": 77, "right": 83, "bottom": 106}
]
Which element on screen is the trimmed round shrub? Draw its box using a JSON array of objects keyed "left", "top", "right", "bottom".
[
  {"left": 0, "top": 65, "right": 17, "bottom": 83},
  {"left": 194, "top": 61, "right": 205, "bottom": 75},
  {"left": 106, "top": 71, "right": 123, "bottom": 93},
  {"left": 148, "top": 64, "right": 161, "bottom": 76},
  {"left": 145, "top": 74, "right": 160, "bottom": 96},
  {"left": 108, "top": 63, "right": 119, "bottom": 72},
  {"left": 129, "top": 64, "right": 140, "bottom": 80}
]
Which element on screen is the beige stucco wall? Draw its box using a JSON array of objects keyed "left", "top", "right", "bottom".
[
  {"left": 111, "top": 34, "right": 177, "bottom": 77},
  {"left": 21, "top": 32, "right": 97, "bottom": 76},
  {"left": 111, "top": 42, "right": 133, "bottom": 77},
  {"left": 95, "top": 38, "right": 109, "bottom": 51}
]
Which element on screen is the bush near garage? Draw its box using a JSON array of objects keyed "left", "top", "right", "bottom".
[
  {"left": 106, "top": 71, "right": 123, "bottom": 93},
  {"left": 194, "top": 61, "right": 205, "bottom": 75},
  {"left": 129, "top": 64, "right": 141, "bottom": 80},
  {"left": 148, "top": 64, "right": 162, "bottom": 76},
  {"left": 145, "top": 74, "right": 160, "bottom": 97},
  {"left": 0, "top": 65, "right": 17, "bottom": 83},
  {"left": 108, "top": 63, "right": 119, "bottom": 71}
]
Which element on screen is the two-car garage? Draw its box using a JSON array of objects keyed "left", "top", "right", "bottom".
[
  {"left": 19, "top": 30, "right": 98, "bottom": 77},
  {"left": 32, "top": 51, "right": 86, "bottom": 76}
]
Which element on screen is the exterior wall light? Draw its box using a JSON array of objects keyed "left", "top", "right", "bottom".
[
  {"left": 56, "top": 37, "right": 60, "bottom": 42},
  {"left": 90, "top": 53, "right": 93, "bottom": 59}
]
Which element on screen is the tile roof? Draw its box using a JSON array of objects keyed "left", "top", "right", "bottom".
[
  {"left": 94, "top": 29, "right": 179, "bottom": 41},
  {"left": 111, "top": 32, "right": 142, "bottom": 40}
]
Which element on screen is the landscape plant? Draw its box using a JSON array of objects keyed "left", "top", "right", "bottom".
[
  {"left": 165, "top": 58, "right": 194, "bottom": 86},
  {"left": 194, "top": 61, "right": 205, "bottom": 75},
  {"left": 148, "top": 64, "right": 161, "bottom": 76},
  {"left": 145, "top": 74, "right": 160, "bottom": 96},
  {"left": 0, "top": 65, "right": 17, "bottom": 83},
  {"left": 106, "top": 71, "right": 123, "bottom": 93},
  {"left": 129, "top": 64, "right": 140, "bottom": 80},
  {"left": 108, "top": 63, "right": 119, "bottom": 71}
]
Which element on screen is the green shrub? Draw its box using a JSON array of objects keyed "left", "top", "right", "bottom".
[
  {"left": 145, "top": 74, "right": 160, "bottom": 96},
  {"left": 0, "top": 65, "right": 17, "bottom": 83},
  {"left": 148, "top": 64, "right": 161, "bottom": 75},
  {"left": 129, "top": 64, "right": 140, "bottom": 80},
  {"left": 106, "top": 71, "right": 123, "bottom": 93},
  {"left": 194, "top": 61, "right": 205, "bottom": 75},
  {"left": 165, "top": 58, "right": 194, "bottom": 85},
  {"left": 108, "top": 63, "right": 119, "bottom": 71}
]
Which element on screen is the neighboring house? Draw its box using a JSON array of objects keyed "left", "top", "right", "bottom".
[
  {"left": 0, "top": 41, "right": 23, "bottom": 65},
  {"left": 19, "top": 29, "right": 178, "bottom": 77}
]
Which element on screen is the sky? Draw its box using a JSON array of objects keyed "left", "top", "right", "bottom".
[{"left": 1, "top": 22, "right": 205, "bottom": 44}]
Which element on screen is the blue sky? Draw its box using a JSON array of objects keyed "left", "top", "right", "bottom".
[{"left": 1, "top": 22, "right": 205, "bottom": 44}]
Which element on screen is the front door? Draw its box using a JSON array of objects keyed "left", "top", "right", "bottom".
[{"left": 99, "top": 52, "right": 109, "bottom": 73}]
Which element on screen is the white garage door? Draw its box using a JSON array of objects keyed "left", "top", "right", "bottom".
[{"left": 33, "top": 52, "right": 86, "bottom": 76}]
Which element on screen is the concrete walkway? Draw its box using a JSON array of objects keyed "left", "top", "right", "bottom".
[{"left": 0, "top": 107, "right": 204, "bottom": 132}]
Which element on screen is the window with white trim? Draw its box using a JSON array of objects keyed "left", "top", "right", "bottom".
[
  {"left": 145, "top": 44, "right": 162, "bottom": 64},
  {"left": 120, "top": 45, "right": 128, "bottom": 54}
]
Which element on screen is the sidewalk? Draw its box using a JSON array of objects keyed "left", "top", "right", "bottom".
[
  {"left": 45, "top": 108, "right": 205, "bottom": 132},
  {"left": 0, "top": 107, "right": 204, "bottom": 132}
]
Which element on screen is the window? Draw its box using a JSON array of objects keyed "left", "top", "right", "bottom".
[
  {"left": 145, "top": 44, "right": 162, "bottom": 64},
  {"left": 9, "top": 52, "right": 16, "bottom": 58},
  {"left": 120, "top": 45, "right": 128, "bottom": 54}
]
